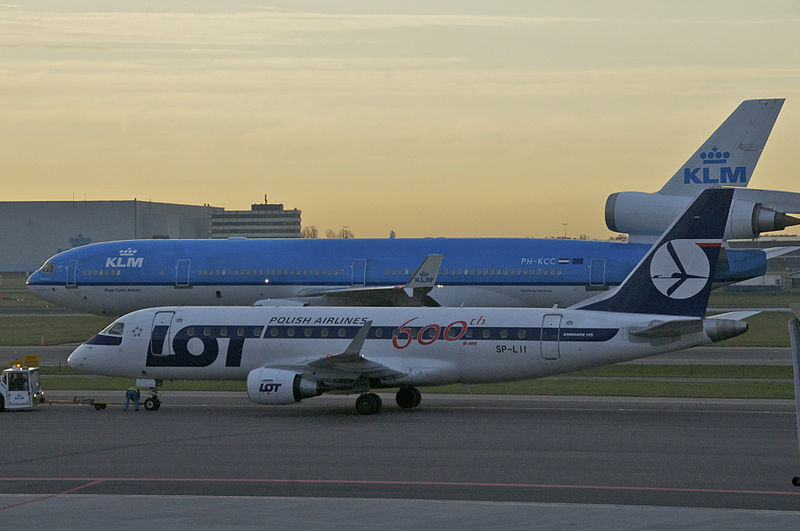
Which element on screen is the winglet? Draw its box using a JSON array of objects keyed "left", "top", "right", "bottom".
[
  {"left": 342, "top": 320, "right": 372, "bottom": 357},
  {"left": 404, "top": 254, "right": 443, "bottom": 297}
]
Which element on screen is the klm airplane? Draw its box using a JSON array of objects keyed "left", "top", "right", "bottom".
[
  {"left": 27, "top": 236, "right": 765, "bottom": 315},
  {"left": 26, "top": 98, "right": 783, "bottom": 315}
]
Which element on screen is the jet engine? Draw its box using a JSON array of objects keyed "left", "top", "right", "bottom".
[
  {"left": 606, "top": 191, "right": 800, "bottom": 242},
  {"left": 246, "top": 368, "right": 322, "bottom": 405},
  {"left": 703, "top": 318, "right": 749, "bottom": 343}
]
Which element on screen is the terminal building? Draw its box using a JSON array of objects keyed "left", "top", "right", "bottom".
[
  {"left": 0, "top": 198, "right": 301, "bottom": 272},
  {"left": 210, "top": 202, "right": 302, "bottom": 239}
]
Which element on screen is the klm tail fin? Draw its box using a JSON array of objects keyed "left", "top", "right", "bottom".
[
  {"left": 575, "top": 188, "right": 734, "bottom": 317},
  {"left": 659, "top": 99, "right": 783, "bottom": 195}
]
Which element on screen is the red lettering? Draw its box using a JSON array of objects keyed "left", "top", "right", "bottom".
[
  {"left": 392, "top": 317, "right": 417, "bottom": 349},
  {"left": 417, "top": 324, "right": 440, "bottom": 345}
]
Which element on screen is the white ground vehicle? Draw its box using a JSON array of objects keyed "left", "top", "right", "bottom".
[{"left": 0, "top": 366, "right": 44, "bottom": 411}]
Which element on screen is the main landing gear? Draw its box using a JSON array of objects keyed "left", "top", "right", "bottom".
[
  {"left": 355, "top": 393, "right": 382, "bottom": 415},
  {"left": 395, "top": 386, "right": 421, "bottom": 409},
  {"left": 354, "top": 386, "right": 422, "bottom": 415}
]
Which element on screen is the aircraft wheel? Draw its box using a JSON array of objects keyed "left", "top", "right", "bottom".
[
  {"left": 793, "top": 476, "right": 800, "bottom": 487},
  {"left": 396, "top": 387, "right": 420, "bottom": 409},
  {"left": 144, "top": 397, "right": 156, "bottom": 411},
  {"left": 152, "top": 397, "right": 161, "bottom": 410},
  {"left": 355, "top": 393, "right": 382, "bottom": 415}
]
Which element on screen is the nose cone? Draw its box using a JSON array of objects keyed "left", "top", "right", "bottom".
[
  {"left": 26, "top": 270, "right": 41, "bottom": 286},
  {"left": 67, "top": 345, "right": 86, "bottom": 371}
]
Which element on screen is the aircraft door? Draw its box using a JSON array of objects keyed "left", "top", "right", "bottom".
[
  {"left": 540, "top": 314, "right": 561, "bottom": 360},
  {"left": 175, "top": 259, "right": 191, "bottom": 288},
  {"left": 66, "top": 260, "right": 78, "bottom": 288},
  {"left": 351, "top": 258, "right": 367, "bottom": 286},
  {"left": 149, "top": 311, "right": 175, "bottom": 356},
  {"left": 589, "top": 258, "right": 606, "bottom": 287}
]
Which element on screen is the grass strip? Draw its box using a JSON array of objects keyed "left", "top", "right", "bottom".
[{"left": 0, "top": 315, "right": 112, "bottom": 346}]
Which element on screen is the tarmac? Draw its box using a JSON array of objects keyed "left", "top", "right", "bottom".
[{"left": 1, "top": 392, "right": 799, "bottom": 528}]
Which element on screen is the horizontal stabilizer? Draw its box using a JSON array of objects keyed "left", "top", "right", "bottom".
[
  {"left": 708, "top": 310, "right": 761, "bottom": 321},
  {"left": 764, "top": 246, "right": 800, "bottom": 260},
  {"left": 629, "top": 319, "right": 703, "bottom": 338}
]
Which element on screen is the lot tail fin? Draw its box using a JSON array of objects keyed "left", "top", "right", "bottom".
[
  {"left": 659, "top": 99, "right": 783, "bottom": 195},
  {"left": 575, "top": 188, "right": 734, "bottom": 317}
]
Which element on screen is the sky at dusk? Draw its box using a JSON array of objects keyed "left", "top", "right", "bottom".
[{"left": 2, "top": 1, "right": 799, "bottom": 239}]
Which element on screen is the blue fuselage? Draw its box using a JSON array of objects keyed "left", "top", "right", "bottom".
[{"left": 26, "top": 237, "right": 765, "bottom": 315}]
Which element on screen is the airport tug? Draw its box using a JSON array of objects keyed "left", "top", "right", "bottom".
[{"left": 0, "top": 364, "right": 44, "bottom": 411}]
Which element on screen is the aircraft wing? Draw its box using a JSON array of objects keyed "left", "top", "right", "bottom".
[
  {"left": 256, "top": 254, "right": 443, "bottom": 307},
  {"left": 272, "top": 321, "right": 404, "bottom": 380}
]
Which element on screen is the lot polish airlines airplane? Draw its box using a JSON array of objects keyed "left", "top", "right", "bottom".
[
  {"left": 68, "top": 189, "right": 750, "bottom": 415},
  {"left": 27, "top": 99, "right": 782, "bottom": 315}
]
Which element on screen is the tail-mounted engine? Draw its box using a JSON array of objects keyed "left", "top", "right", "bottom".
[{"left": 606, "top": 191, "right": 800, "bottom": 242}]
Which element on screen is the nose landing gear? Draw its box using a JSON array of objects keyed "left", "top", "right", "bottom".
[{"left": 143, "top": 393, "right": 161, "bottom": 411}]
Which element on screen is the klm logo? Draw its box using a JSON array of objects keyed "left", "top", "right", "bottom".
[
  {"left": 105, "top": 248, "right": 144, "bottom": 268},
  {"left": 684, "top": 147, "right": 746, "bottom": 185},
  {"left": 414, "top": 272, "right": 432, "bottom": 283}
]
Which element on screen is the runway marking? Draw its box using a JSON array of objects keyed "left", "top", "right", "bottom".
[
  {"left": 0, "top": 479, "right": 104, "bottom": 511},
  {"left": 0, "top": 477, "right": 798, "bottom": 498}
]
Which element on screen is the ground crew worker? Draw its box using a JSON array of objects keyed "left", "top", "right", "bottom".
[{"left": 124, "top": 386, "right": 140, "bottom": 412}]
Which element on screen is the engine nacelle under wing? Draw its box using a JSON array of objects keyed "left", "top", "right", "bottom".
[
  {"left": 606, "top": 191, "right": 800, "bottom": 241},
  {"left": 246, "top": 368, "right": 322, "bottom": 405}
]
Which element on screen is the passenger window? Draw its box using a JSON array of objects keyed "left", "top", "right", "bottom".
[
  {"left": 482, "top": 329, "right": 491, "bottom": 339},
  {"left": 304, "top": 328, "right": 313, "bottom": 337},
  {"left": 321, "top": 328, "right": 329, "bottom": 338},
  {"left": 517, "top": 329, "right": 527, "bottom": 339},
  {"left": 269, "top": 327, "right": 278, "bottom": 337},
  {"left": 287, "top": 328, "right": 295, "bottom": 337},
  {"left": 338, "top": 328, "right": 346, "bottom": 338},
  {"left": 500, "top": 329, "right": 508, "bottom": 339}
]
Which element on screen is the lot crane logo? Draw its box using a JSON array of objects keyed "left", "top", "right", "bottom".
[{"left": 649, "top": 239, "right": 711, "bottom": 299}]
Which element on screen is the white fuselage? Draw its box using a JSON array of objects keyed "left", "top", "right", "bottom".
[{"left": 68, "top": 305, "right": 711, "bottom": 387}]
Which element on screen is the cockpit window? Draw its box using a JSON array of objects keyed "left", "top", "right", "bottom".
[
  {"left": 101, "top": 322, "right": 125, "bottom": 336},
  {"left": 40, "top": 262, "right": 55, "bottom": 274}
]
